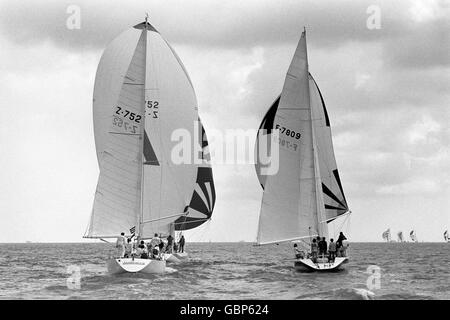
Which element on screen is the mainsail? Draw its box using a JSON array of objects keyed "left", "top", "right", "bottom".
[
  {"left": 444, "top": 230, "right": 449, "bottom": 242},
  {"left": 254, "top": 30, "right": 349, "bottom": 245},
  {"left": 85, "top": 20, "right": 214, "bottom": 239},
  {"left": 397, "top": 231, "right": 404, "bottom": 242}
]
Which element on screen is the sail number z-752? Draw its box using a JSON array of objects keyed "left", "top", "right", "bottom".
[
  {"left": 146, "top": 100, "right": 159, "bottom": 118},
  {"left": 112, "top": 116, "right": 138, "bottom": 134},
  {"left": 115, "top": 106, "right": 141, "bottom": 123}
]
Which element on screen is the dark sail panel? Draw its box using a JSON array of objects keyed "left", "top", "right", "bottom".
[
  {"left": 255, "top": 95, "right": 281, "bottom": 190},
  {"left": 175, "top": 167, "right": 215, "bottom": 230},
  {"left": 175, "top": 119, "right": 215, "bottom": 231}
]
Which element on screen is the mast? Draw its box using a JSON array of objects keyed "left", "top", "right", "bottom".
[
  {"left": 307, "top": 45, "right": 323, "bottom": 238},
  {"left": 296, "top": 28, "right": 316, "bottom": 241},
  {"left": 138, "top": 15, "right": 149, "bottom": 239},
  {"left": 304, "top": 28, "right": 326, "bottom": 239}
]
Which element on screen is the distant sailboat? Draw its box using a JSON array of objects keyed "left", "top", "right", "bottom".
[
  {"left": 410, "top": 230, "right": 418, "bottom": 243},
  {"left": 84, "top": 17, "right": 215, "bottom": 274},
  {"left": 254, "top": 29, "right": 350, "bottom": 272},
  {"left": 382, "top": 229, "right": 391, "bottom": 242},
  {"left": 444, "top": 230, "right": 449, "bottom": 243},
  {"left": 397, "top": 231, "right": 404, "bottom": 243}
]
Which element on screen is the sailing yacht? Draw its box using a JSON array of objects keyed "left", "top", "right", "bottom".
[
  {"left": 444, "top": 230, "right": 449, "bottom": 243},
  {"left": 254, "top": 29, "right": 350, "bottom": 272},
  {"left": 83, "top": 18, "right": 215, "bottom": 274},
  {"left": 382, "top": 229, "right": 391, "bottom": 242},
  {"left": 397, "top": 231, "right": 404, "bottom": 242},
  {"left": 409, "top": 230, "right": 418, "bottom": 243}
]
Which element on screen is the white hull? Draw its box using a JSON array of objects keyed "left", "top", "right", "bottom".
[
  {"left": 294, "top": 257, "right": 348, "bottom": 272},
  {"left": 173, "top": 252, "right": 188, "bottom": 260},
  {"left": 163, "top": 252, "right": 188, "bottom": 263},
  {"left": 107, "top": 258, "right": 166, "bottom": 274}
]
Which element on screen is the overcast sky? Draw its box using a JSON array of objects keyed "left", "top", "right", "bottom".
[{"left": 0, "top": 0, "right": 448, "bottom": 243}]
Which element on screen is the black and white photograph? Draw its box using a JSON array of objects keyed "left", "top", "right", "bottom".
[{"left": 0, "top": 0, "right": 449, "bottom": 305}]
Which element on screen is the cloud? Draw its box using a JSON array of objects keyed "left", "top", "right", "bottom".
[
  {"left": 376, "top": 178, "right": 440, "bottom": 195},
  {"left": 1, "top": 0, "right": 446, "bottom": 53},
  {"left": 0, "top": 0, "right": 449, "bottom": 242},
  {"left": 382, "top": 15, "right": 450, "bottom": 70}
]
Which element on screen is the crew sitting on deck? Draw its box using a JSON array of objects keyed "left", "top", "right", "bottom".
[
  {"left": 151, "top": 246, "right": 161, "bottom": 259},
  {"left": 138, "top": 240, "right": 149, "bottom": 259},
  {"left": 328, "top": 239, "right": 337, "bottom": 262},
  {"left": 293, "top": 243, "right": 305, "bottom": 259}
]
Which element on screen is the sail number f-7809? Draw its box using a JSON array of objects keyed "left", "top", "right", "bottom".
[{"left": 275, "top": 124, "right": 301, "bottom": 139}]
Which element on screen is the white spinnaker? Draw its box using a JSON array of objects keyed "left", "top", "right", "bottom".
[
  {"left": 140, "top": 28, "right": 199, "bottom": 238},
  {"left": 88, "top": 22, "right": 200, "bottom": 238},
  {"left": 309, "top": 75, "right": 348, "bottom": 221},
  {"left": 92, "top": 28, "right": 142, "bottom": 164},
  {"left": 257, "top": 31, "right": 319, "bottom": 245},
  {"left": 86, "top": 32, "right": 146, "bottom": 237}
]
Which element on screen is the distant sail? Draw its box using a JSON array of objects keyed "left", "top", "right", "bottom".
[
  {"left": 397, "top": 231, "right": 403, "bottom": 242},
  {"left": 382, "top": 229, "right": 391, "bottom": 242},
  {"left": 409, "top": 230, "right": 418, "bottom": 242},
  {"left": 445, "top": 230, "right": 449, "bottom": 242}
]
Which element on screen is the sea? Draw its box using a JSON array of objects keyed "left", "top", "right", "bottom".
[{"left": 0, "top": 242, "right": 448, "bottom": 300}]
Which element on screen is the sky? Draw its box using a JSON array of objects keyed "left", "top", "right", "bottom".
[{"left": 0, "top": 0, "right": 448, "bottom": 243}]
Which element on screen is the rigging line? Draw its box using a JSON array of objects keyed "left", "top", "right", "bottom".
[
  {"left": 83, "top": 210, "right": 93, "bottom": 238},
  {"left": 198, "top": 219, "right": 212, "bottom": 242},
  {"left": 334, "top": 212, "right": 350, "bottom": 239}
]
